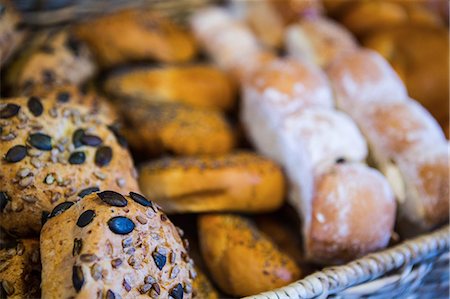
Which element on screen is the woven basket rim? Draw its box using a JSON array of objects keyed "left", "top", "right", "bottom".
[{"left": 246, "top": 225, "right": 450, "bottom": 299}]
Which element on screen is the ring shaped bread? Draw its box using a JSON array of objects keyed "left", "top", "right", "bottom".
[
  {"left": 138, "top": 152, "right": 285, "bottom": 214},
  {"left": 0, "top": 239, "right": 41, "bottom": 298},
  {"left": 0, "top": 94, "right": 138, "bottom": 235},
  {"left": 74, "top": 9, "right": 197, "bottom": 67},
  {"left": 104, "top": 65, "right": 236, "bottom": 111},
  {"left": 41, "top": 191, "right": 195, "bottom": 298},
  {"left": 5, "top": 29, "right": 96, "bottom": 96}
]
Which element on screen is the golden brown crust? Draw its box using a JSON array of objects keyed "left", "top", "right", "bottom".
[
  {"left": 192, "top": 268, "right": 219, "bottom": 299},
  {"left": 73, "top": 9, "right": 196, "bottom": 67},
  {"left": 0, "top": 0, "right": 27, "bottom": 66},
  {"left": 0, "top": 239, "right": 41, "bottom": 299},
  {"left": 0, "top": 95, "right": 138, "bottom": 235},
  {"left": 198, "top": 214, "right": 301, "bottom": 297},
  {"left": 120, "top": 101, "right": 234, "bottom": 156},
  {"left": 40, "top": 191, "right": 195, "bottom": 298},
  {"left": 5, "top": 29, "right": 96, "bottom": 96},
  {"left": 104, "top": 65, "right": 236, "bottom": 111},
  {"left": 138, "top": 152, "right": 285, "bottom": 214},
  {"left": 307, "top": 163, "right": 396, "bottom": 264}
]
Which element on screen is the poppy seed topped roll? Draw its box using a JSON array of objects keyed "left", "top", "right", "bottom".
[
  {"left": 41, "top": 191, "right": 195, "bottom": 299},
  {"left": 0, "top": 94, "right": 138, "bottom": 235}
]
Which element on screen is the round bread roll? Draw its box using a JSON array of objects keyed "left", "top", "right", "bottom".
[
  {"left": 138, "top": 152, "right": 285, "bottom": 214},
  {"left": 354, "top": 99, "right": 445, "bottom": 163},
  {"left": 244, "top": 58, "right": 334, "bottom": 115},
  {"left": 327, "top": 49, "right": 408, "bottom": 114},
  {"left": 363, "top": 26, "right": 449, "bottom": 136},
  {"left": 40, "top": 191, "right": 195, "bottom": 298},
  {"left": 198, "top": 214, "right": 301, "bottom": 297},
  {"left": 0, "top": 0, "right": 27, "bottom": 67},
  {"left": 395, "top": 143, "right": 449, "bottom": 230},
  {"left": 120, "top": 100, "right": 234, "bottom": 156},
  {"left": 5, "top": 29, "right": 96, "bottom": 96},
  {"left": 74, "top": 9, "right": 196, "bottom": 67},
  {"left": 0, "top": 239, "right": 41, "bottom": 299},
  {"left": 285, "top": 17, "right": 358, "bottom": 68},
  {"left": 307, "top": 163, "right": 396, "bottom": 264},
  {"left": 104, "top": 65, "right": 236, "bottom": 111},
  {"left": 0, "top": 95, "right": 138, "bottom": 235}
]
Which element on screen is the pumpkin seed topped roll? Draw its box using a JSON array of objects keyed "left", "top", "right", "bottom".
[
  {"left": 73, "top": 9, "right": 197, "bottom": 67},
  {"left": 40, "top": 191, "right": 196, "bottom": 299},
  {"left": 0, "top": 95, "right": 138, "bottom": 235},
  {"left": 121, "top": 101, "right": 234, "bottom": 156},
  {"left": 138, "top": 152, "right": 285, "bottom": 213},
  {"left": 198, "top": 214, "right": 301, "bottom": 297},
  {"left": 104, "top": 65, "right": 236, "bottom": 111}
]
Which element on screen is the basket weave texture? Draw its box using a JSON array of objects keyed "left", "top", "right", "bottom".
[{"left": 247, "top": 225, "right": 449, "bottom": 299}]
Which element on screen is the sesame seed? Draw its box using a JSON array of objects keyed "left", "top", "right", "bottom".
[
  {"left": 17, "top": 168, "right": 31, "bottom": 178},
  {"left": 19, "top": 176, "right": 33, "bottom": 188},
  {"left": 45, "top": 174, "right": 55, "bottom": 184},
  {"left": 136, "top": 215, "right": 147, "bottom": 224}
]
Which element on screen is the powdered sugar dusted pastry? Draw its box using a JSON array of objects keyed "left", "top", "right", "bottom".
[
  {"left": 285, "top": 16, "right": 358, "bottom": 68},
  {"left": 327, "top": 49, "right": 408, "bottom": 114},
  {"left": 41, "top": 191, "right": 195, "bottom": 299},
  {"left": 307, "top": 163, "right": 396, "bottom": 264}
]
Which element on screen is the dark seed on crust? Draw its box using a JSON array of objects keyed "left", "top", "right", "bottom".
[
  {"left": 29, "top": 133, "right": 52, "bottom": 150},
  {"left": 81, "top": 134, "right": 102, "bottom": 147},
  {"left": 160, "top": 214, "right": 168, "bottom": 222},
  {"left": 76, "top": 210, "right": 96, "bottom": 227},
  {"left": 122, "top": 279, "right": 131, "bottom": 292},
  {"left": 111, "top": 258, "right": 122, "bottom": 268},
  {"left": 69, "top": 152, "right": 86, "bottom": 165},
  {"left": 41, "top": 211, "right": 50, "bottom": 225},
  {"left": 57, "top": 91, "right": 70, "bottom": 103},
  {"left": 78, "top": 187, "right": 99, "bottom": 198},
  {"left": 105, "top": 289, "right": 116, "bottom": 299},
  {"left": 98, "top": 191, "right": 127, "bottom": 207},
  {"left": 49, "top": 201, "right": 74, "bottom": 218},
  {"left": 95, "top": 146, "right": 112, "bottom": 167},
  {"left": 27, "top": 96, "right": 43, "bottom": 116},
  {"left": 152, "top": 283, "right": 161, "bottom": 295},
  {"left": 0, "top": 192, "right": 9, "bottom": 212},
  {"left": 108, "top": 216, "right": 135, "bottom": 235},
  {"left": 65, "top": 35, "right": 81, "bottom": 56},
  {"left": 152, "top": 251, "right": 166, "bottom": 270},
  {"left": 170, "top": 283, "right": 184, "bottom": 299},
  {"left": 73, "top": 238, "right": 83, "bottom": 256},
  {"left": 336, "top": 157, "right": 346, "bottom": 164},
  {"left": 0, "top": 104, "right": 20, "bottom": 119},
  {"left": 129, "top": 192, "right": 153, "bottom": 207},
  {"left": 72, "top": 265, "right": 84, "bottom": 292},
  {"left": 73, "top": 129, "right": 85, "bottom": 148},
  {"left": 42, "top": 69, "right": 55, "bottom": 84},
  {"left": 108, "top": 125, "right": 128, "bottom": 148},
  {"left": 5, "top": 145, "right": 27, "bottom": 163}
]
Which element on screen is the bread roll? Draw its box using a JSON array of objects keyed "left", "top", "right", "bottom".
[
  {"left": 192, "top": 268, "right": 219, "bottom": 299},
  {"left": 41, "top": 191, "right": 195, "bottom": 298},
  {"left": 104, "top": 65, "right": 235, "bottom": 111},
  {"left": 74, "top": 9, "right": 196, "bottom": 67},
  {"left": 307, "top": 163, "right": 396, "bottom": 264},
  {"left": 327, "top": 49, "right": 408, "bottom": 114},
  {"left": 119, "top": 100, "right": 234, "bottom": 156},
  {"left": 0, "top": 95, "right": 138, "bottom": 235},
  {"left": 198, "top": 214, "right": 301, "bottom": 296},
  {"left": 285, "top": 17, "right": 358, "bottom": 68},
  {"left": 0, "top": 239, "right": 41, "bottom": 298},
  {"left": 270, "top": 0, "right": 324, "bottom": 22},
  {"left": 138, "top": 152, "right": 285, "bottom": 213},
  {"left": 5, "top": 29, "right": 95, "bottom": 96},
  {"left": 0, "top": 0, "right": 27, "bottom": 67}
]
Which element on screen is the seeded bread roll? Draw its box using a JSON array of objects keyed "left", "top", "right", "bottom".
[
  {"left": 307, "top": 163, "right": 396, "bottom": 264},
  {"left": 120, "top": 100, "right": 234, "bottom": 156},
  {"left": 74, "top": 9, "right": 196, "bottom": 67},
  {"left": 0, "top": 95, "right": 138, "bottom": 235},
  {"left": 0, "top": 0, "right": 27, "bottom": 67},
  {"left": 40, "top": 191, "right": 195, "bottom": 298},
  {"left": 0, "top": 239, "right": 41, "bottom": 299},
  {"left": 198, "top": 214, "right": 301, "bottom": 297},
  {"left": 104, "top": 65, "right": 236, "bottom": 111},
  {"left": 138, "top": 152, "right": 285, "bottom": 214},
  {"left": 327, "top": 49, "right": 408, "bottom": 114},
  {"left": 285, "top": 17, "right": 358, "bottom": 68},
  {"left": 5, "top": 29, "right": 96, "bottom": 96}
]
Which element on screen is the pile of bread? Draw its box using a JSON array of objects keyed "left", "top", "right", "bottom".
[{"left": 0, "top": 0, "right": 448, "bottom": 298}]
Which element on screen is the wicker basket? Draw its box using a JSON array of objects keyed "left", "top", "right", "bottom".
[
  {"left": 16, "top": 2, "right": 449, "bottom": 298},
  {"left": 248, "top": 225, "right": 449, "bottom": 299}
]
